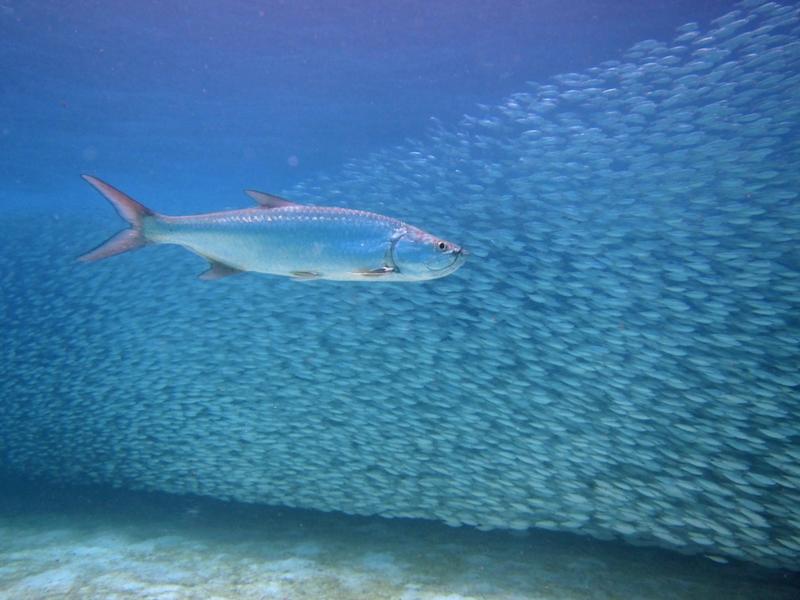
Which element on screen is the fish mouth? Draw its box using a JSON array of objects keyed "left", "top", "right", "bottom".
[{"left": 426, "top": 247, "right": 467, "bottom": 273}]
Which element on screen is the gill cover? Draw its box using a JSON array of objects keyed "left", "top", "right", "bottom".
[{"left": 391, "top": 228, "right": 462, "bottom": 279}]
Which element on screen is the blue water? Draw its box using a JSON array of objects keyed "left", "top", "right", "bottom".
[
  {"left": 2, "top": 0, "right": 800, "bottom": 598},
  {"left": 3, "top": 0, "right": 737, "bottom": 207}
]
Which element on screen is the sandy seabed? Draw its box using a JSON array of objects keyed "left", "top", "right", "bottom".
[{"left": 0, "top": 478, "right": 797, "bottom": 600}]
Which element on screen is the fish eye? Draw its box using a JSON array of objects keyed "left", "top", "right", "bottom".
[{"left": 437, "top": 241, "right": 447, "bottom": 251}]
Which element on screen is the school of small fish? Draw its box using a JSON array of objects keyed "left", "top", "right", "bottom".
[{"left": 0, "top": 0, "right": 798, "bottom": 571}]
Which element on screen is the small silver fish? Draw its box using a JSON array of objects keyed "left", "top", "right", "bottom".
[{"left": 79, "top": 175, "right": 467, "bottom": 282}]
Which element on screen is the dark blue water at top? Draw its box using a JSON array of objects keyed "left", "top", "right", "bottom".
[{"left": 2, "top": 0, "right": 737, "bottom": 211}]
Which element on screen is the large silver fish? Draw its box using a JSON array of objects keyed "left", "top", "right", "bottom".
[{"left": 79, "top": 175, "right": 466, "bottom": 282}]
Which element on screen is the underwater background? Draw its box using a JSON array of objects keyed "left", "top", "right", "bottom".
[{"left": 2, "top": 0, "right": 800, "bottom": 598}]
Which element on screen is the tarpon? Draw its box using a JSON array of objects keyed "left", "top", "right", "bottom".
[{"left": 79, "top": 175, "right": 466, "bottom": 282}]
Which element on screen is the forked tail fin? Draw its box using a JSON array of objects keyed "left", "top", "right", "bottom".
[{"left": 78, "top": 175, "right": 156, "bottom": 262}]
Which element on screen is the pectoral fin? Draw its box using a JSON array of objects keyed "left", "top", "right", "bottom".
[
  {"left": 198, "top": 260, "right": 244, "bottom": 281},
  {"left": 354, "top": 266, "right": 396, "bottom": 277}
]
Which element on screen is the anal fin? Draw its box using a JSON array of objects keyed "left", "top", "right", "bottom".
[{"left": 199, "top": 260, "right": 244, "bottom": 281}]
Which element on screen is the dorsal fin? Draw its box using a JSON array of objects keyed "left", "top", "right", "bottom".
[{"left": 245, "top": 189, "right": 301, "bottom": 208}]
